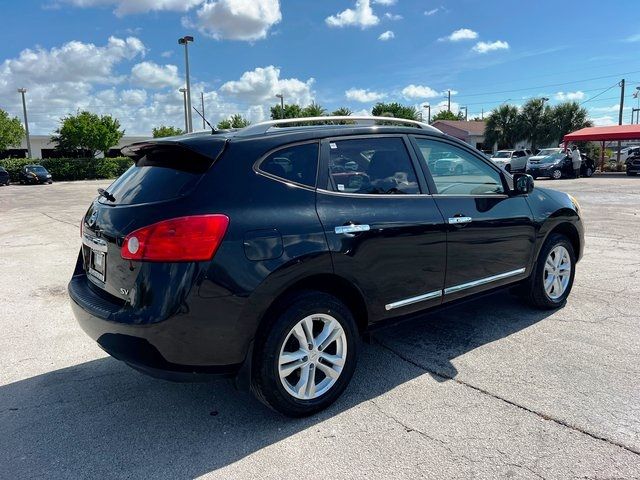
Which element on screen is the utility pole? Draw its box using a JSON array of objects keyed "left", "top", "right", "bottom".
[
  {"left": 481, "top": 108, "right": 484, "bottom": 120},
  {"left": 447, "top": 90, "right": 451, "bottom": 112},
  {"left": 617, "top": 79, "right": 625, "bottom": 164},
  {"left": 179, "top": 88, "right": 188, "bottom": 132},
  {"left": 422, "top": 104, "right": 431, "bottom": 124},
  {"left": 276, "top": 94, "right": 284, "bottom": 119},
  {"left": 17, "top": 88, "right": 32, "bottom": 158},
  {"left": 178, "top": 36, "right": 194, "bottom": 132},
  {"left": 460, "top": 106, "right": 468, "bottom": 121},
  {"left": 201, "top": 92, "right": 205, "bottom": 130}
]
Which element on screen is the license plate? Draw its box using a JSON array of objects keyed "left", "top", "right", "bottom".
[{"left": 88, "top": 249, "right": 106, "bottom": 282}]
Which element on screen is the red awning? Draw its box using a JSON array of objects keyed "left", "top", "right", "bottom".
[{"left": 563, "top": 125, "right": 640, "bottom": 142}]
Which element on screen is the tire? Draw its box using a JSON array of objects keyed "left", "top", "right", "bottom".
[
  {"left": 524, "top": 233, "right": 576, "bottom": 309},
  {"left": 551, "top": 168, "right": 562, "bottom": 180},
  {"left": 251, "top": 290, "right": 359, "bottom": 417},
  {"left": 584, "top": 167, "right": 593, "bottom": 177},
  {"left": 627, "top": 171, "right": 637, "bottom": 176}
]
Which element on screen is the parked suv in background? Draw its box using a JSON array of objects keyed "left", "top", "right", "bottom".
[
  {"left": 527, "top": 149, "right": 596, "bottom": 179},
  {"left": 490, "top": 149, "right": 531, "bottom": 173},
  {"left": 626, "top": 154, "right": 640, "bottom": 176},
  {"left": 69, "top": 116, "right": 584, "bottom": 417},
  {"left": 0, "top": 167, "right": 10, "bottom": 186}
]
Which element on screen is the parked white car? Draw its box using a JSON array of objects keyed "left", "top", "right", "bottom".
[
  {"left": 490, "top": 149, "right": 532, "bottom": 173},
  {"left": 609, "top": 146, "right": 640, "bottom": 164}
]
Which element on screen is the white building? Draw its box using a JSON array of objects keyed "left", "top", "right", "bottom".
[{"left": 1, "top": 135, "right": 152, "bottom": 159}]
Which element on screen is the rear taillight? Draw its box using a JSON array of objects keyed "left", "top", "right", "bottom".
[{"left": 121, "top": 214, "right": 229, "bottom": 262}]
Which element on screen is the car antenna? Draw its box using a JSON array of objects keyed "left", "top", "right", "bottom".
[{"left": 192, "top": 106, "right": 216, "bottom": 133}]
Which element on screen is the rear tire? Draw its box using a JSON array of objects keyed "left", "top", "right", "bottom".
[
  {"left": 525, "top": 233, "right": 576, "bottom": 309},
  {"left": 251, "top": 290, "right": 359, "bottom": 417},
  {"left": 585, "top": 167, "right": 594, "bottom": 177},
  {"left": 551, "top": 168, "right": 562, "bottom": 180}
]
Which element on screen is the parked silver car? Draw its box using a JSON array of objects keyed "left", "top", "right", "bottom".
[{"left": 490, "top": 149, "right": 532, "bottom": 173}]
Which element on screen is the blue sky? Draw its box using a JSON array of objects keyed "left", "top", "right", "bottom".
[{"left": 1, "top": 0, "right": 640, "bottom": 134}]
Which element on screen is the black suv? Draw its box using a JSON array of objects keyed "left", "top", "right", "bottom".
[
  {"left": 69, "top": 117, "right": 584, "bottom": 416},
  {"left": 19, "top": 164, "right": 52, "bottom": 184}
]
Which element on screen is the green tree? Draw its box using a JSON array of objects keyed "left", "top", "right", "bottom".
[
  {"left": 217, "top": 114, "right": 250, "bottom": 129},
  {"left": 518, "top": 98, "right": 553, "bottom": 150},
  {"left": 332, "top": 107, "right": 352, "bottom": 116},
  {"left": 549, "top": 102, "right": 592, "bottom": 144},
  {"left": 270, "top": 103, "right": 303, "bottom": 120},
  {"left": 484, "top": 104, "right": 522, "bottom": 150},
  {"left": 0, "top": 109, "right": 25, "bottom": 151},
  {"left": 52, "top": 111, "right": 124, "bottom": 157},
  {"left": 372, "top": 102, "right": 419, "bottom": 120},
  {"left": 430, "top": 110, "right": 464, "bottom": 122},
  {"left": 152, "top": 125, "right": 184, "bottom": 138},
  {"left": 301, "top": 102, "right": 327, "bottom": 117}
]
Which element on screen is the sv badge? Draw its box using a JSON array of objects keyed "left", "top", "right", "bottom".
[{"left": 120, "top": 288, "right": 129, "bottom": 296}]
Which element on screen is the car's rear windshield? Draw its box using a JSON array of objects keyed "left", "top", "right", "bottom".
[
  {"left": 100, "top": 145, "right": 220, "bottom": 205},
  {"left": 27, "top": 166, "right": 48, "bottom": 174},
  {"left": 493, "top": 151, "right": 511, "bottom": 158}
]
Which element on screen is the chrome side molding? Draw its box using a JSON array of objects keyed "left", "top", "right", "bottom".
[
  {"left": 385, "top": 289, "right": 442, "bottom": 311},
  {"left": 447, "top": 216, "right": 472, "bottom": 224},
  {"left": 444, "top": 268, "right": 526, "bottom": 295},
  {"left": 384, "top": 267, "right": 526, "bottom": 311},
  {"left": 335, "top": 224, "right": 370, "bottom": 234}
]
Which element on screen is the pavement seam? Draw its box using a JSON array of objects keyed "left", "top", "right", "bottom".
[
  {"left": 40, "top": 212, "right": 79, "bottom": 229},
  {"left": 374, "top": 338, "right": 640, "bottom": 457}
]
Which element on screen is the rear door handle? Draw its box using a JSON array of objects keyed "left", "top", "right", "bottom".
[
  {"left": 447, "top": 216, "right": 472, "bottom": 225},
  {"left": 335, "top": 224, "right": 371, "bottom": 234}
]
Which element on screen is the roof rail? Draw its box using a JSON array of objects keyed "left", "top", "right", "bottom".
[{"left": 235, "top": 115, "right": 441, "bottom": 137}]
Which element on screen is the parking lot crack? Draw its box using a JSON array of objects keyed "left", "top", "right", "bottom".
[
  {"left": 40, "top": 212, "right": 79, "bottom": 229},
  {"left": 374, "top": 338, "right": 640, "bottom": 457}
]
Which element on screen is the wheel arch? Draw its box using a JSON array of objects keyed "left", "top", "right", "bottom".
[{"left": 541, "top": 221, "right": 581, "bottom": 262}]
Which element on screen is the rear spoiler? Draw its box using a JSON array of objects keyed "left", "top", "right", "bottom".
[{"left": 121, "top": 133, "right": 229, "bottom": 162}]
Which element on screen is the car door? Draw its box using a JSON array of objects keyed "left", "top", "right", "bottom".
[
  {"left": 315, "top": 135, "right": 447, "bottom": 321},
  {"left": 410, "top": 136, "right": 536, "bottom": 302}
]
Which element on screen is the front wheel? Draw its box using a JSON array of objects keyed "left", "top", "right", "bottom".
[
  {"left": 251, "top": 290, "right": 359, "bottom": 417},
  {"left": 551, "top": 168, "right": 562, "bottom": 180},
  {"left": 584, "top": 166, "right": 594, "bottom": 177},
  {"left": 525, "top": 233, "right": 576, "bottom": 309}
]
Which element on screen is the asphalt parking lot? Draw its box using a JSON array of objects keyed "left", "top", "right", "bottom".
[{"left": 1, "top": 175, "right": 639, "bottom": 479}]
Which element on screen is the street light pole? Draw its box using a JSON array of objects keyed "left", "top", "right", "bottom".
[
  {"left": 446, "top": 90, "right": 451, "bottom": 112},
  {"left": 201, "top": 92, "right": 205, "bottom": 130},
  {"left": 17, "top": 88, "right": 32, "bottom": 158},
  {"left": 422, "top": 104, "right": 431, "bottom": 123},
  {"left": 178, "top": 36, "right": 194, "bottom": 132},
  {"left": 275, "top": 94, "right": 284, "bottom": 119},
  {"left": 179, "top": 88, "right": 188, "bottom": 132},
  {"left": 460, "top": 106, "right": 468, "bottom": 121}
]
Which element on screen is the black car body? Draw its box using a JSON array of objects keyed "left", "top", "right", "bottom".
[
  {"left": 527, "top": 151, "right": 595, "bottom": 179},
  {"left": 20, "top": 164, "right": 52, "bottom": 184},
  {"left": 0, "top": 167, "right": 9, "bottom": 186},
  {"left": 626, "top": 155, "right": 640, "bottom": 176},
  {"left": 69, "top": 117, "right": 584, "bottom": 416}
]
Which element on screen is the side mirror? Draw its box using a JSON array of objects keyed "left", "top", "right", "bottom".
[{"left": 513, "top": 173, "right": 534, "bottom": 195}]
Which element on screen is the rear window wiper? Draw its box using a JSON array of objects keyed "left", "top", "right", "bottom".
[{"left": 97, "top": 188, "right": 116, "bottom": 202}]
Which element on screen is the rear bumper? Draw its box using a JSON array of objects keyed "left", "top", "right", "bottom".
[{"left": 68, "top": 274, "right": 246, "bottom": 379}]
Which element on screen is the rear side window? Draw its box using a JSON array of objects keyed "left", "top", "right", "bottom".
[
  {"left": 259, "top": 142, "right": 319, "bottom": 187},
  {"left": 327, "top": 137, "right": 419, "bottom": 194},
  {"left": 102, "top": 146, "right": 215, "bottom": 205}
]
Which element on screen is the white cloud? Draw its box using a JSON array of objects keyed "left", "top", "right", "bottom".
[
  {"left": 439, "top": 28, "right": 478, "bottom": 42},
  {"left": 590, "top": 104, "right": 620, "bottom": 113},
  {"left": 220, "top": 65, "right": 314, "bottom": 106},
  {"left": 624, "top": 33, "right": 640, "bottom": 42},
  {"left": 424, "top": 7, "right": 439, "bottom": 16},
  {"left": 378, "top": 30, "right": 395, "bottom": 41},
  {"left": 554, "top": 91, "right": 585, "bottom": 101},
  {"left": 60, "top": 0, "right": 203, "bottom": 16},
  {"left": 194, "top": 0, "right": 282, "bottom": 41},
  {"left": 591, "top": 115, "right": 615, "bottom": 126},
  {"left": 401, "top": 84, "right": 439, "bottom": 99},
  {"left": 121, "top": 89, "right": 147, "bottom": 105},
  {"left": 345, "top": 88, "right": 385, "bottom": 102},
  {"left": 384, "top": 12, "right": 402, "bottom": 20},
  {"left": 326, "top": 0, "right": 379, "bottom": 29},
  {"left": 472, "top": 40, "right": 509, "bottom": 53},
  {"left": 130, "top": 62, "right": 181, "bottom": 89},
  {"left": 160, "top": 50, "right": 174, "bottom": 58},
  {"left": 373, "top": 0, "right": 396, "bottom": 4}
]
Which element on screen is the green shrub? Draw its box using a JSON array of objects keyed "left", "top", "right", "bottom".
[{"left": 0, "top": 157, "right": 133, "bottom": 182}]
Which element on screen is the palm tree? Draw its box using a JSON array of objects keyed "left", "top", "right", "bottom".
[
  {"left": 331, "top": 107, "right": 352, "bottom": 116},
  {"left": 519, "top": 98, "right": 553, "bottom": 150},
  {"left": 301, "top": 102, "right": 327, "bottom": 117},
  {"left": 550, "top": 102, "right": 592, "bottom": 143},
  {"left": 484, "top": 104, "right": 521, "bottom": 150}
]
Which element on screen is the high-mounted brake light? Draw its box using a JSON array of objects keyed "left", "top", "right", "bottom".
[{"left": 121, "top": 214, "right": 229, "bottom": 262}]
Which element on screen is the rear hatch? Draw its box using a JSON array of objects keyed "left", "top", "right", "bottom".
[{"left": 80, "top": 135, "right": 227, "bottom": 303}]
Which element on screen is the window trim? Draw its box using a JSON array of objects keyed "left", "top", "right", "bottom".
[
  {"left": 318, "top": 134, "right": 430, "bottom": 197},
  {"left": 408, "top": 135, "right": 511, "bottom": 197},
  {"left": 253, "top": 139, "right": 321, "bottom": 191}
]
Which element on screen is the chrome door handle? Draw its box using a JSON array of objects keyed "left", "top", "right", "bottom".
[
  {"left": 335, "top": 224, "right": 370, "bottom": 234},
  {"left": 447, "top": 216, "right": 472, "bottom": 225}
]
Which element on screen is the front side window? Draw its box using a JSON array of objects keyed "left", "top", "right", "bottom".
[
  {"left": 327, "top": 137, "right": 419, "bottom": 194},
  {"left": 259, "top": 142, "right": 319, "bottom": 187},
  {"left": 414, "top": 138, "right": 505, "bottom": 195}
]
